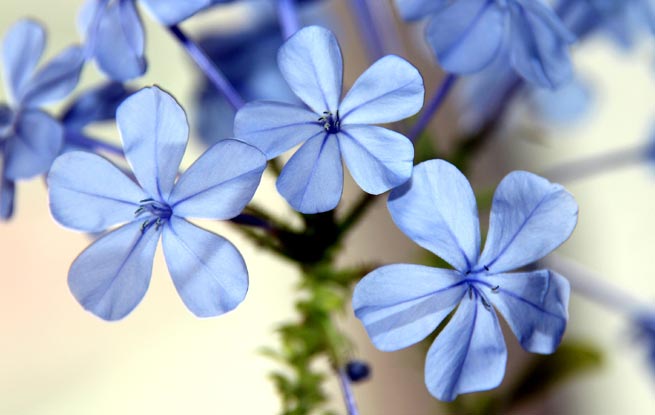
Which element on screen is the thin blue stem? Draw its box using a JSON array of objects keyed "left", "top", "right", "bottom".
[
  {"left": 409, "top": 74, "right": 458, "bottom": 142},
  {"left": 541, "top": 145, "right": 647, "bottom": 183},
  {"left": 347, "top": 0, "right": 385, "bottom": 62},
  {"left": 338, "top": 368, "right": 360, "bottom": 415},
  {"left": 65, "top": 129, "right": 124, "bottom": 156},
  {"left": 167, "top": 25, "right": 245, "bottom": 110},
  {"left": 277, "top": 0, "right": 300, "bottom": 40}
]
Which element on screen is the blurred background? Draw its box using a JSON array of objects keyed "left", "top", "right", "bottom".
[{"left": 0, "top": 0, "right": 653, "bottom": 414}]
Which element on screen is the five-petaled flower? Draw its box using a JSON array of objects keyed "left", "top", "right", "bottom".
[
  {"left": 353, "top": 159, "right": 578, "bottom": 401},
  {"left": 1, "top": 19, "right": 84, "bottom": 220},
  {"left": 394, "top": 0, "right": 577, "bottom": 88},
  {"left": 234, "top": 25, "right": 424, "bottom": 214},
  {"left": 78, "top": 0, "right": 231, "bottom": 80},
  {"left": 47, "top": 86, "right": 267, "bottom": 321}
]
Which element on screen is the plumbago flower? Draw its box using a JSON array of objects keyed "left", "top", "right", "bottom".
[
  {"left": 353, "top": 159, "right": 578, "bottom": 401},
  {"left": 395, "top": 0, "right": 577, "bottom": 88},
  {"left": 47, "top": 86, "right": 267, "bottom": 320},
  {"left": 234, "top": 26, "right": 424, "bottom": 214},
  {"left": 559, "top": 0, "right": 655, "bottom": 47},
  {"left": 1, "top": 19, "right": 84, "bottom": 219},
  {"left": 78, "top": 0, "right": 232, "bottom": 80}
]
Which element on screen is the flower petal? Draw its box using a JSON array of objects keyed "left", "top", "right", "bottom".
[
  {"left": 162, "top": 216, "right": 248, "bottom": 317},
  {"left": 394, "top": 0, "right": 451, "bottom": 21},
  {"left": 20, "top": 45, "right": 85, "bottom": 108},
  {"left": 388, "top": 160, "right": 480, "bottom": 273},
  {"left": 483, "top": 270, "right": 570, "bottom": 354},
  {"left": 425, "top": 291, "right": 507, "bottom": 401},
  {"left": 1, "top": 19, "right": 45, "bottom": 103},
  {"left": 338, "top": 125, "right": 413, "bottom": 195},
  {"left": 339, "top": 55, "right": 424, "bottom": 124},
  {"left": 4, "top": 110, "right": 63, "bottom": 180},
  {"left": 92, "top": 0, "right": 147, "bottom": 81},
  {"left": 276, "top": 133, "right": 342, "bottom": 213},
  {"left": 169, "top": 139, "right": 266, "bottom": 220},
  {"left": 426, "top": 0, "right": 505, "bottom": 74},
  {"left": 48, "top": 151, "right": 148, "bottom": 232},
  {"left": 68, "top": 220, "right": 160, "bottom": 321},
  {"left": 117, "top": 87, "right": 188, "bottom": 201},
  {"left": 508, "top": 0, "right": 575, "bottom": 88},
  {"left": 278, "top": 26, "right": 343, "bottom": 113},
  {"left": 233, "top": 101, "right": 323, "bottom": 159},
  {"left": 62, "top": 82, "right": 134, "bottom": 130},
  {"left": 353, "top": 264, "right": 465, "bottom": 351},
  {"left": 140, "top": 0, "right": 214, "bottom": 25},
  {"left": 478, "top": 171, "right": 578, "bottom": 273}
]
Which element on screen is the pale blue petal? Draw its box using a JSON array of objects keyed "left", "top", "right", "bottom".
[
  {"left": 140, "top": 0, "right": 213, "bottom": 25},
  {"left": 117, "top": 87, "right": 188, "bottom": 200},
  {"left": 20, "top": 46, "right": 85, "bottom": 107},
  {"left": 233, "top": 101, "right": 323, "bottom": 159},
  {"left": 508, "top": 1, "right": 575, "bottom": 88},
  {"left": 426, "top": 0, "right": 506, "bottom": 74},
  {"left": 339, "top": 55, "right": 424, "bottom": 125},
  {"left": 276, "top": 133, "right": 342, "bottom": 214},
  {"left": 338, "top": 125, "right": 413, "bottom": 195},
  {"left": 169, "top": 139, "right": 266, "bottom": 219},
  {"left": 388, "top": 160, "right": 480, "bottom": 272},
  {"left": 2, "top": 19, "right": 45, "bottom": 103},
  {"left": 482, "top": 270, "right": 570, "bottom": 354},
  {"left": 352, "top": 264, "right": 465, "bottom": 351},
  {"left": 4, "top": 110, "right": 63, "bottom": 180},
  {"left": 478, "top": 171, "right": 578, "bottom": 273},
  {"left": 425, "top": 292, "right": 507, "bottom": 402},
  {"left": 162, "top": 216, "right": 248, "bottom": 317},
  {"left": 93, "top": 1, "right": 147, "bottom": 81},
  {"left": 68, "top": 220, "right": 160, "bottom": 321},
  {"left": 278, "top": 26, "right": 343, "bottom": 113},
  {"left": 47, "top": 151, "right": 148, "bottom": 232},
  {"left": 394, "top": 0, "right": 450, "bottom": 20}
]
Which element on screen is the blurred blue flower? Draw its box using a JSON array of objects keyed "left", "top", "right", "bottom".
[
  {"left": 194, "top": 22, "right": 299, "bottom": 144},
  {"left": 235, "top": 26, "right": 424, "bottom": 214},
  {"left": 633, "top": 309, "right": 655, "bottom": 375},
  {"left": 78, "top": 0, "right": 233, "bottom": 80},
  {"left": 395, "top": 0, "right": 576, "bottom": 88},
  {"left": 61, "top": 81, "right": 134, "bottom": 153},
  {"left": 0, "top": 19, "right": 84, "bottom": 220},
  {"left": 456, "top": 49, "right": 592, "bottom": 132},
  {"left": 353, "top": 159, "right": 577, "bottom": 401},
  {"left": 47, "top": 86, "right": 266, "bottom": 321},
  {"left": 558, "top": 0, "right": 655, "bottom": 48}
]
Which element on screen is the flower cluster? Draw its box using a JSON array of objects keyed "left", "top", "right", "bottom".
[{"left": 3, "top": 0, "right": 653, "bottom": 411}]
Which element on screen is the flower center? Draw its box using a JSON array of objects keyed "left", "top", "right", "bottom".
[
  {"left": 134, "top": 198, "right": 172, "bottom": 233},
  {"left": 318, "top": 110, "right": 341, "bottom": 134}
]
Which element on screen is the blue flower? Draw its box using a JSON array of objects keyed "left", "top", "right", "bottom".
[
  {"left": 633, "top": 310, "right": 655, "bottom": 375},
  {"left": 456, "top": 49, "right": 592, "bottom": 132},
  {"left": 234, "top": 26, "right": 424, "bottom": 214},
  {"left": 47, "top": 86, "right": 267, "bottom": 321},
  {"left": 560, "top": 0, "right": 655, "bottom": 48},
  {"left": 193, "top": 22, "right": 300, "bottom": 145},
  {"left": 0, "top": 19, "right": 84, "bottom": 219},
  {"left": 78, "top": 0, "right": 232, "bottom": 80},
  {"left": 352, "top": 159, "right": 578, "bottom": 401},
  {"left": 395, "top": 0, "right": 576, "bottom": 88}
]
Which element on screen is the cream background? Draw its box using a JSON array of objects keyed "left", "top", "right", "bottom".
[{"left": 0, "top": 1, "right": 653, "bottom": 414}]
